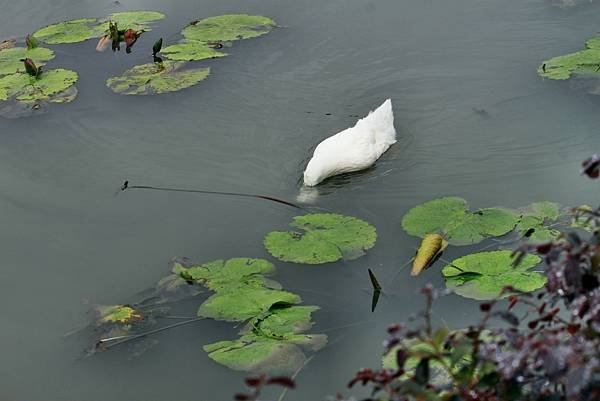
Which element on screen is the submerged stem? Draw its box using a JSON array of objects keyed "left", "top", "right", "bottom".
[
  {"left": 97, "top": 317, "right": 204, "bottom": 351},
  {"left": 119, "top": 181, "right": 306, "bottom": 210}
]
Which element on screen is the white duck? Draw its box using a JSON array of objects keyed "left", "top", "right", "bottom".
[{"left": 303, "top": 99, "right": 396, "bottom": 187}]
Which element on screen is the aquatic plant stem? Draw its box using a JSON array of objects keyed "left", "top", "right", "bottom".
[
  {"left": 120, "top": 181, "right": 306, "bottom": 210},
  {"left": 277, "top": 355, "right": 314, "bottom": 401},
  {"left": 98, "top": 317, "right": 204, "bottom": 350}
]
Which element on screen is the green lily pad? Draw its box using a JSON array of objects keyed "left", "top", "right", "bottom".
[
  {"left": 106, "top": 61, "right": 210, "bottom": 95},
  {"left": 516, "top": 202, "right": 561, "bottom": 242},
  {"left": 198, "top": 286, "right": 301, "bottom": 322},
  {"left": 538, "top": 36, "right": 600, "bottom": 80},
  {"left": 401, "top": 197, "right": 520, "bottom": 246},
  {"left": 204, "top": 333, "right": 325, "bottom": 373},
  {"left": 173, "top": 258, "right": 276, "bottom": 291},
  {"left": 182, "top": 14, "right": 276, "bottom": 42},
  {"left": 442, "top": 250, "right": 546, "bottom": 300},
  {"left": 33, "top": 18, "right": 99, "bottom": 44},
  {"left": 34, "top": 12, "right": 165, "bottom": 44},
  {"left": 204, "top": 304, "right": 326, "bottom": 373},
  {"left": 161, "top": 41, "right": 226, "bottom": 61},
  {"left": 0, "top": 47, "right": 54, "bottom": 76},
  {"left": 264, "top": 213, "right": 377, "bottom": 264},
  {"left": 0, "top": 69, "right": 78, "bottom": 102},
  {"left": 249, "top": 305, "right": 320, "bottom": 337},
  {"left": 94, "top": 11, "right": 165, "bottom": 34}
]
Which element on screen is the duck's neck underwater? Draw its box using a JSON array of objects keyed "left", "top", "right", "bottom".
[{"left": 303, "top": 99, "right": 396, "bottom": 187}]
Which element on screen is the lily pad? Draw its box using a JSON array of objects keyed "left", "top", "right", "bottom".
[
  {"left": 106, "top": 61, "right": 210, "bottom": 95},
  {"left": 33, "top": 18, "right": 99, "bottom": 44},
  {"left": 516, "top": 202, "right": 561, "bottom": 242},
  {"left": 34, "top": 12, "right": 165, "bottom": 44},
  {"left": 0, "top": 47, "right": 54, "bottom": 76},
  {"left": 401, "top": 197, "right": 520, "bottom": 245},
  {"left": 204, "top": 305, "right": 326, "bottom": 373},
  {"left": 538, "top": 36, "right": 600, "bottom": 80},
  {"left": 94, "top": 11, "right": 165, "bottom": 34},
  {"left": 264, "top": 213, "right": 377, "bottom": 264},
  {"left": 172, "top": 258, "right": 277, "bottom": 291},
  {"left": 182, "top": 14, "right": 277, "bottom": 42},
  {"left": 0, "top": 69, "right": 78, "bottom": 102},
  {"left": 442, "top": 250, "right": 546, "bottom": 300},
  {"left": 161, "top": 41, "right": 226, "bottom": 61},
  {"left": 198, "top": 286, "right": 301, "bottom": 322}
]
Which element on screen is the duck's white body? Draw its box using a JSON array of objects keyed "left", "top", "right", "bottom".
[{"left": 303, "top": 99, "right": 396, "bottom": 186}]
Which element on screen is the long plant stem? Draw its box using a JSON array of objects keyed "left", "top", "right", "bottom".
[
  {"left": 277, "top": 356, "right": 314, "bottom": 401},
  {"left": 98, "top": 317, "right": 204, "bottom": 351},
  {"left": 121, "top": 182, "right": 305, "bottom": 210}
]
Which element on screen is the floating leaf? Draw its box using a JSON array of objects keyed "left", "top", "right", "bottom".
[
  {"left": 0, "top": 68, "right": 77, "bottom": 102},
  {"left": 94, "top": 11, "right": 165, "bottom": 34},
  {"left": 204, "top": 305, "right": 326, "bottom": 373},
  {"left": 538, "top": 36, "right": 600, "bottom": 80},
  {"left": 33, "top": 18, "right": 99, "bottom": 44},
  {"left": 0, "top": 47, "right": 54, "bottom": 76},
  {"left": 198, "top": 286, "right": 301, "bottom": 322},
  {"left": 411, "top": 233, "right": 448, "bottom": 276},
  {"left": 182, "top": 14, "right": 276, "bottom": 42},
  {"left": 571, "top": 205, "right": 595, "bottom": 231},
  {"left": 264, "top": 213, "right": 377, "bottom": 264},
  {"left": 516, "top": 201, "right": 561, "bottom": 242},
  {"left": 96, "top": 305, "right": 143, "bottom": 324},
  {"left": 161, "top": 40, "right": 226, "bottom": 61},
  {"left": 442, "top": 250, "right": 546, "bottom": 300},
  {"left": 106, "top": 61, "right": 210, "bottom": 95},
  {"left": 34, "top": 12, "right": 165, "bottom": 45},
  {"left": 401, "top": 197, "right": 519, "bottom": 245}
]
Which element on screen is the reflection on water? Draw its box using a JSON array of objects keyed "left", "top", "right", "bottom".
[{"left": 2, "top": 0, "right": 600, "bottom": 400}]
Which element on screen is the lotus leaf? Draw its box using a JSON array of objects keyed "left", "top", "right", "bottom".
[
  {"left": 33, "top": 18, "right": 99, "bottom": 44},
  {"left": 401, "top": 197, "right": 519, "bottom": 245},
  {"left": 106, "top": 61, "right": 210, "bottom": 95},
  {"left": 516, "top": 201, "right": 561, "bottom": 242},
  {"left": 264, "top": 213, "right": 377, "bottom": 264},
  {"left": 161, "top": 41, "right": 226, "bottom": 61},
  {"left": 249, "top": 305, "right": 320, "bottom": 337},
  {"left": 182, "top": 14, "right": 276, "bottom": 42},
  {"left": 0, "top": 69, "right": 78, "bottom": 102},
  {"left": 0, "top": 47, "right": 54, "bottom": 76},
  {"left": 538, "top": 36, "right": 600, "bottom": 80},
  {"left": 442, "top": 251, "right": 546, "bottom": 300}
]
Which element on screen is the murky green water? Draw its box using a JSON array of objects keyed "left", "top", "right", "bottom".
[{"left": 2, "top": 0, "right": 600, "bottom": 400}]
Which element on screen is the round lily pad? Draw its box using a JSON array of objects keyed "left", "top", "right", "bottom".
[
  {"left": 173, "top": 258, "right": 276, "bottom": 291},
  {"left": 33, "top": 18, "right": 99, "bottom": 44},
  {"left": 442, "top": 250, "right": 546, "bottom": 300},
  {"left": 538, "top": 36, "right": 600, "bottom": 80},
  {"left": 198, "top": 286, "right": 301, "bottom": 322},
  {"left": 161, "top": 41, "right": 226, "bottom": 61},
  {"left": 93, "top": 11, "right": 166, "bottom": 35},
  {"left": 401, "top": 197, "right": 520, "bottom": 245},
  {"left": 106, "top": 61, "right": 210, "bottom": 95},
  {"left": 0, "top": 68, "right": 78, "bottom": 102},
  {"left": 0, "top": 47, "right": 54, "bottom": 76},
  {"left": 516, "top": 201, "right": 561, "bottom": 242},
  {"left": 264, "top": 213, "right": 377, "bottom": 264},
  {"left": 203, "top": 304, "right": 326, "bottom": 373},
  {"left": 182, "top": 14, "right": 277, "bottom": 42}
]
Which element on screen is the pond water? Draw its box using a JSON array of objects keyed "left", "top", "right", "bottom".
[{"left": 2, "top": 0, "right": 600, "bottom": 400}]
